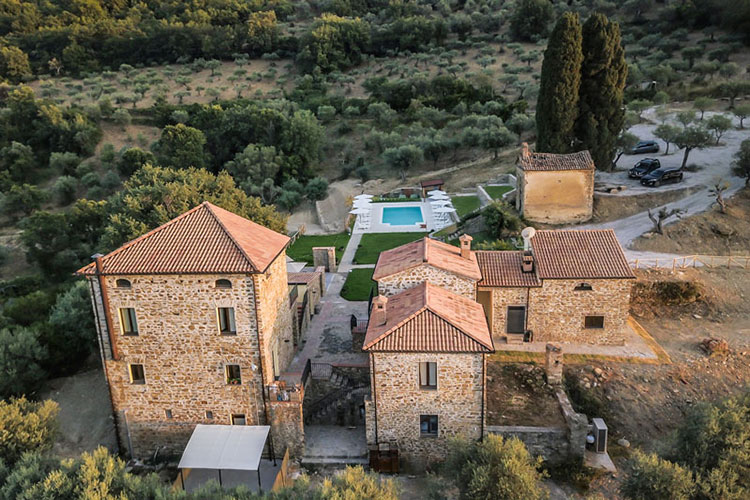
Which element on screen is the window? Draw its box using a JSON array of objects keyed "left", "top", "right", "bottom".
[
  {"left": 575, "top": 283, "right": 593, "bottom": 291},
  {"left": 217, "top": 307, "right": 236, "bottom": 335},
  {"left": 419, "top": 362, "right": 437, "bottom": 390},
  {"left": 119, "top": 308, "right": 138, "bottom": 335},
  {"left": 116, "top": 279, "right": 131, "bottom": 288},
  {"left": 215, "top": 279, "right": 232, "bottom": 289},
  {"left": 205, "top": 411, "right": 214, "bottom": 420},
  {"left": 129, "top": 364, "right": 145, "bottom": 384},
  {"left": 584, "top": 315, "right": 605, "bottom": 329},
  {"left": 225, "top": 364, "right": 241, "bottom": 385},
  {"left": 165, "top": 409, "right": 173, "bottom": 419},
  {"left": 420, "top": 415, "right": 438, "bottom": 437},
  {"left": 507, "top": 306, "right": 526, "bottom": 334},
  {"left": 231, "top": 414, "right": 246, "bottom": 425}
]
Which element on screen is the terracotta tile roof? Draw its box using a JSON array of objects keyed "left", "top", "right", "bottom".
[
  {"left": 76, "top": 202, "right": 289, "bottom": 276},
  {"left": 518, "top": 142, "right": 594, "bottom": 172},
  {"left": 420, "top": 179, "right": 444, "bottom": 187},
  {"left": 531, "top": 229, "right": 635, "bottom": 279},
  {"left": 287, "top": 271, "right": 320, "bottom": 284},
  {"left": 476, "top": 251, "right": 542, "bottom": 287},
  {"left": 372, "top": 237, "right": 482, "bottom": 281},
  {"left": 363, "top": 282, "right": 493, "bottom": 353}
]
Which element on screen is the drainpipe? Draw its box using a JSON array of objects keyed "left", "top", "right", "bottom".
[
  {"left": 93, "top": 254, "right": 119, "bottom": 360},
  {"left": 88, "top": 277, "right": 124, "bottom": 455},
  {"left": 370, "top": 352, "right": 379, "bottom": 444}
]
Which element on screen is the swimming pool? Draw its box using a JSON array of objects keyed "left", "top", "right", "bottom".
[{"left": 382, "top": 206, "right": 424, "bottom": 226}]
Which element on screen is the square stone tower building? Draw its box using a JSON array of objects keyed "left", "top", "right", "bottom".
[{"left": 77, "top": 202, "right": 294, "bottom": 458}]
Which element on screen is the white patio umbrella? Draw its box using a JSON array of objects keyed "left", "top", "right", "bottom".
[
  {"left": 350, "top": 207, "right": 371, "bottom": 215},
  {"left": 428, "top": 192, "right": 449, "bottom": 199},
  {"left": 427, "top": 189, "right": 447, "bottom": 196},
  {"left": 432, "top": 206, "right": 456, "bottom": 214},
  {"left": 354, "top": 194, "right": 373, "bottom": 200},
  {"left": 430, "top": 200, "right": 451, "bottom": 206}
]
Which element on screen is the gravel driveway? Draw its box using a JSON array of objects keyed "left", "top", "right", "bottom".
[{"left": 576, "top": 108, "right": 750, "bottom": 256}]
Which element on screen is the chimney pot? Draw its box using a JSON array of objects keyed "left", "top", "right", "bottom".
[
  {"left": 521, "top": 250, "right": 534, "bottom": 273},
  {"left": 371, "top": 295, "right": 388, "bottom": 326},
  {"left": 459, "top": 234, "right": 473, "bottom": 260}
]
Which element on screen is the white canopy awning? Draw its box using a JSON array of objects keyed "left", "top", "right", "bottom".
[{"left": 178, "top": 425, "right": 270, "bottom": 471}]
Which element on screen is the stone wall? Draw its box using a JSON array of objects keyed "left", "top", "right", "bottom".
[
  {"left": 369, "top": 352, "right": 484, "bottom": 467},
  {"left": 98, "top": 272, "right": 266, "bottom": 457},
  {"left": 485, "top": 279, "right": 632, "bottom": 345},
  {"left": 88, "top": 252, "right": 295, "bottom": 459},
  {"left": 517, "top": 167, "right": 594, "bottom": 224},
  {"left": 267, "top": 385, "right": 305, "bottom": 458},
  {"left": 254, "top": 253, "right": 295, "bottom": 382},
  {"left": 377, "top": 264, "right": 476, "bottom": 299},
  {"left": 485, "top": 426, "right": 569, "bottom": 463},
  {"left": 528, "top": 279, "right": 632, "bottom": 345},
  {"left": 312, "top": 247, "right": 336, "bottom": 272}
]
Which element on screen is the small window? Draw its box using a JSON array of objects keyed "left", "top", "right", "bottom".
[
  {"left": 231, "top": 414, "right": 246, "bottom": 425},
  {"left": 206, "top": 411, "right": 214, "bottom": 419},
  {"left": 575, "top": 283, "right": 593, "bottom": 291},
  {"left": 225, "top": 364, "right": 242, "bottom": 385},
  {"left": 165, "top": 409, "right": 173, "bottom": 419},
  {"left": 419, "top": 362, "right": 437, "bottom": 390},
  {"left": 215, "top": 279, "right": 232, "bottom": 289},
  {"left": 584, "top": 315, "right": 605, "bottom": 329},
  {"left": 420, "top": 415, "right": 438, "bottom": 437},
  {"left": 116, "top": 279, "right": 131, "bottom": 288},
  {"left": 217, "top": 307, "right": 236, "bottom": 335},
  {"left": 119, "top": 308, "right": 139, "bottom": 335},
  {"left": 129, "top": 364, "right": 145, "bottom": 384}
]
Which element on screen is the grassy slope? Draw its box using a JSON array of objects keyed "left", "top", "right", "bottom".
[{"left": 451, "top": 195, "right": 480, "bottom": 217}]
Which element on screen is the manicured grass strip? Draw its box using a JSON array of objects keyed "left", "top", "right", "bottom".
[
  {"left": 451, "top": 195, "right": 480, "bottom": 217},
  {"left": 286, "top": 233, "right": 350, "bottom": 265},
  {"left": 353, "top": 232, "right": 424, "bottom": 265},
  {"left": 484, "top": 185, "right": 513, "bottom": 200},
  {"left": 340, "top": 268, "right": 376, "bottom": 301}
]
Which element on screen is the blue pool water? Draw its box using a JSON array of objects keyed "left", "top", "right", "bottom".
[{"left": 382, "top": 206, "right": 424, "bottom": 225}]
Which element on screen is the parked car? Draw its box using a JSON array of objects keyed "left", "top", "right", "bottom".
[
  {"left": 640, "top": 168, "right": 683, "bottom": 187},
  {"left": 630, "top": 140, "right": 660, "bottom": 154},
  {"left": 629, "top": 158, "right": 661, "bottom": 178}
]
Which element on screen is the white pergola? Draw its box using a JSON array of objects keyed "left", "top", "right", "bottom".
[{"left": 177, "top": 425, "right": 272, "bottom": 492}]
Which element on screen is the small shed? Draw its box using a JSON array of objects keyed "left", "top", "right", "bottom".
[
  {"left": 177, "top": 425, "right": 288, "bottom": 493},
  {"left": 420, "top": 179, "right": 445, "bottom": 197}
]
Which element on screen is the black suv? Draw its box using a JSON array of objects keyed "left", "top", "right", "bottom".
[
  {"left": 629, "top": 158, "right": 661, "bottom": 178},
  {"left": 630, "top": 140, "right": 660, "bottom": 154},
  {"left": 640, "top": 168, "right": 683, "bottom": 187}
]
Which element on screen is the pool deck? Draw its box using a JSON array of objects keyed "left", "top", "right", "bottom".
[{"left": 353, "top": 201, "right": 442, "bottom": 234}]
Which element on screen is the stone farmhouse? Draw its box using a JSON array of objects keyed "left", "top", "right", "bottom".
[
  {"left": 77, "top": 202, "right": 297, "bottom": 457},
  {"left": 515, "top": 142, "right": 595, "bottom": 224},
  {"left": 362, "top": 282, "right": 493, "bottom": 465},
  {"left": 366, "top": 228, "right": 633, "bottom": 463}
]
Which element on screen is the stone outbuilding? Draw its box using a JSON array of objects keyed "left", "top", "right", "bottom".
[
  {"left": 372, "top": 235, "right": 481, "bottom": 299},
  {"left": 515, "top": 142, "right": 595, "bottom": 224},
  {"left": 476, "top": 229, "right": 635, "bottom": 345},
  {"left": 77, "top": 202, "right": 296, "bottom": 458},
  {"left": 362, "top": 282, "right": 493, "bottom": 468}
]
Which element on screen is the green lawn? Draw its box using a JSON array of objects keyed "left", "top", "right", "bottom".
[
  {"left": 353, "top": 232, "right": 424, "bottom": 264},
  {"left": 484, "top": 185, "right": 513, "bottom": 200},
  {"left": 451, "top": 195, "right": 480, "bottom": 217},
  {"left": 340, "top": 268, "right": 376, "bottom": 301},
  {"left": 286, "top": 233, "right": 350, "bottom": 265}
]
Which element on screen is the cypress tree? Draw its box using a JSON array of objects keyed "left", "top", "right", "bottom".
[
  {"left": 535, "top": 13, "right": 583, "bottom": 153},
  {"left": 575, "top": 14, "right": 627, "bottom": 170}
]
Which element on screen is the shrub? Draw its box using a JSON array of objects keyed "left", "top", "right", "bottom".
[
  {"left": 0, "top": 326, "right": 48, "bottom": 399},
  {"left": 117, "top": 147, "right": 156, "bottom": 177},
  {"left": 48, "top": 152, "right": 81, "bottom": 176},
  {"left": 510, "top": 0, "right": 553, "bottom": 42},
  {"left": 482, "top": 201, "right": 520, "bottom": 239},
  {"left": 443, "top": 435, "right": 547, "bottom": 500},
  {"left": 621, "top": 451, "right": 695, "bottom": 500},
  {"left": 305, "top": 177, "right": 329, "bottom": 201},
  {"left": 0, "top": 398, "right": 58, "bottom": 466},
  {"left": 0, "top": 184, "right": 48, "bottom": 220},
  {"left": 45, "top": 281, "right": 97, "bottom": 376},
  {"left": 52, "top": 176, "right": 78, "bottom": 205}
]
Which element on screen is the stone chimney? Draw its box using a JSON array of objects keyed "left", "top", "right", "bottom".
[
  {"left": 545, "top": 343, "right": 563, "bottom": 386},
  {"left": 521, "top": 251, "right": 534, "bottom": 273},
  {"left": 371, "top": 295, "right": 388, "bottom": 326},
  {"left": 459, "top": 234, "right": 473, "bottom": 260}
]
